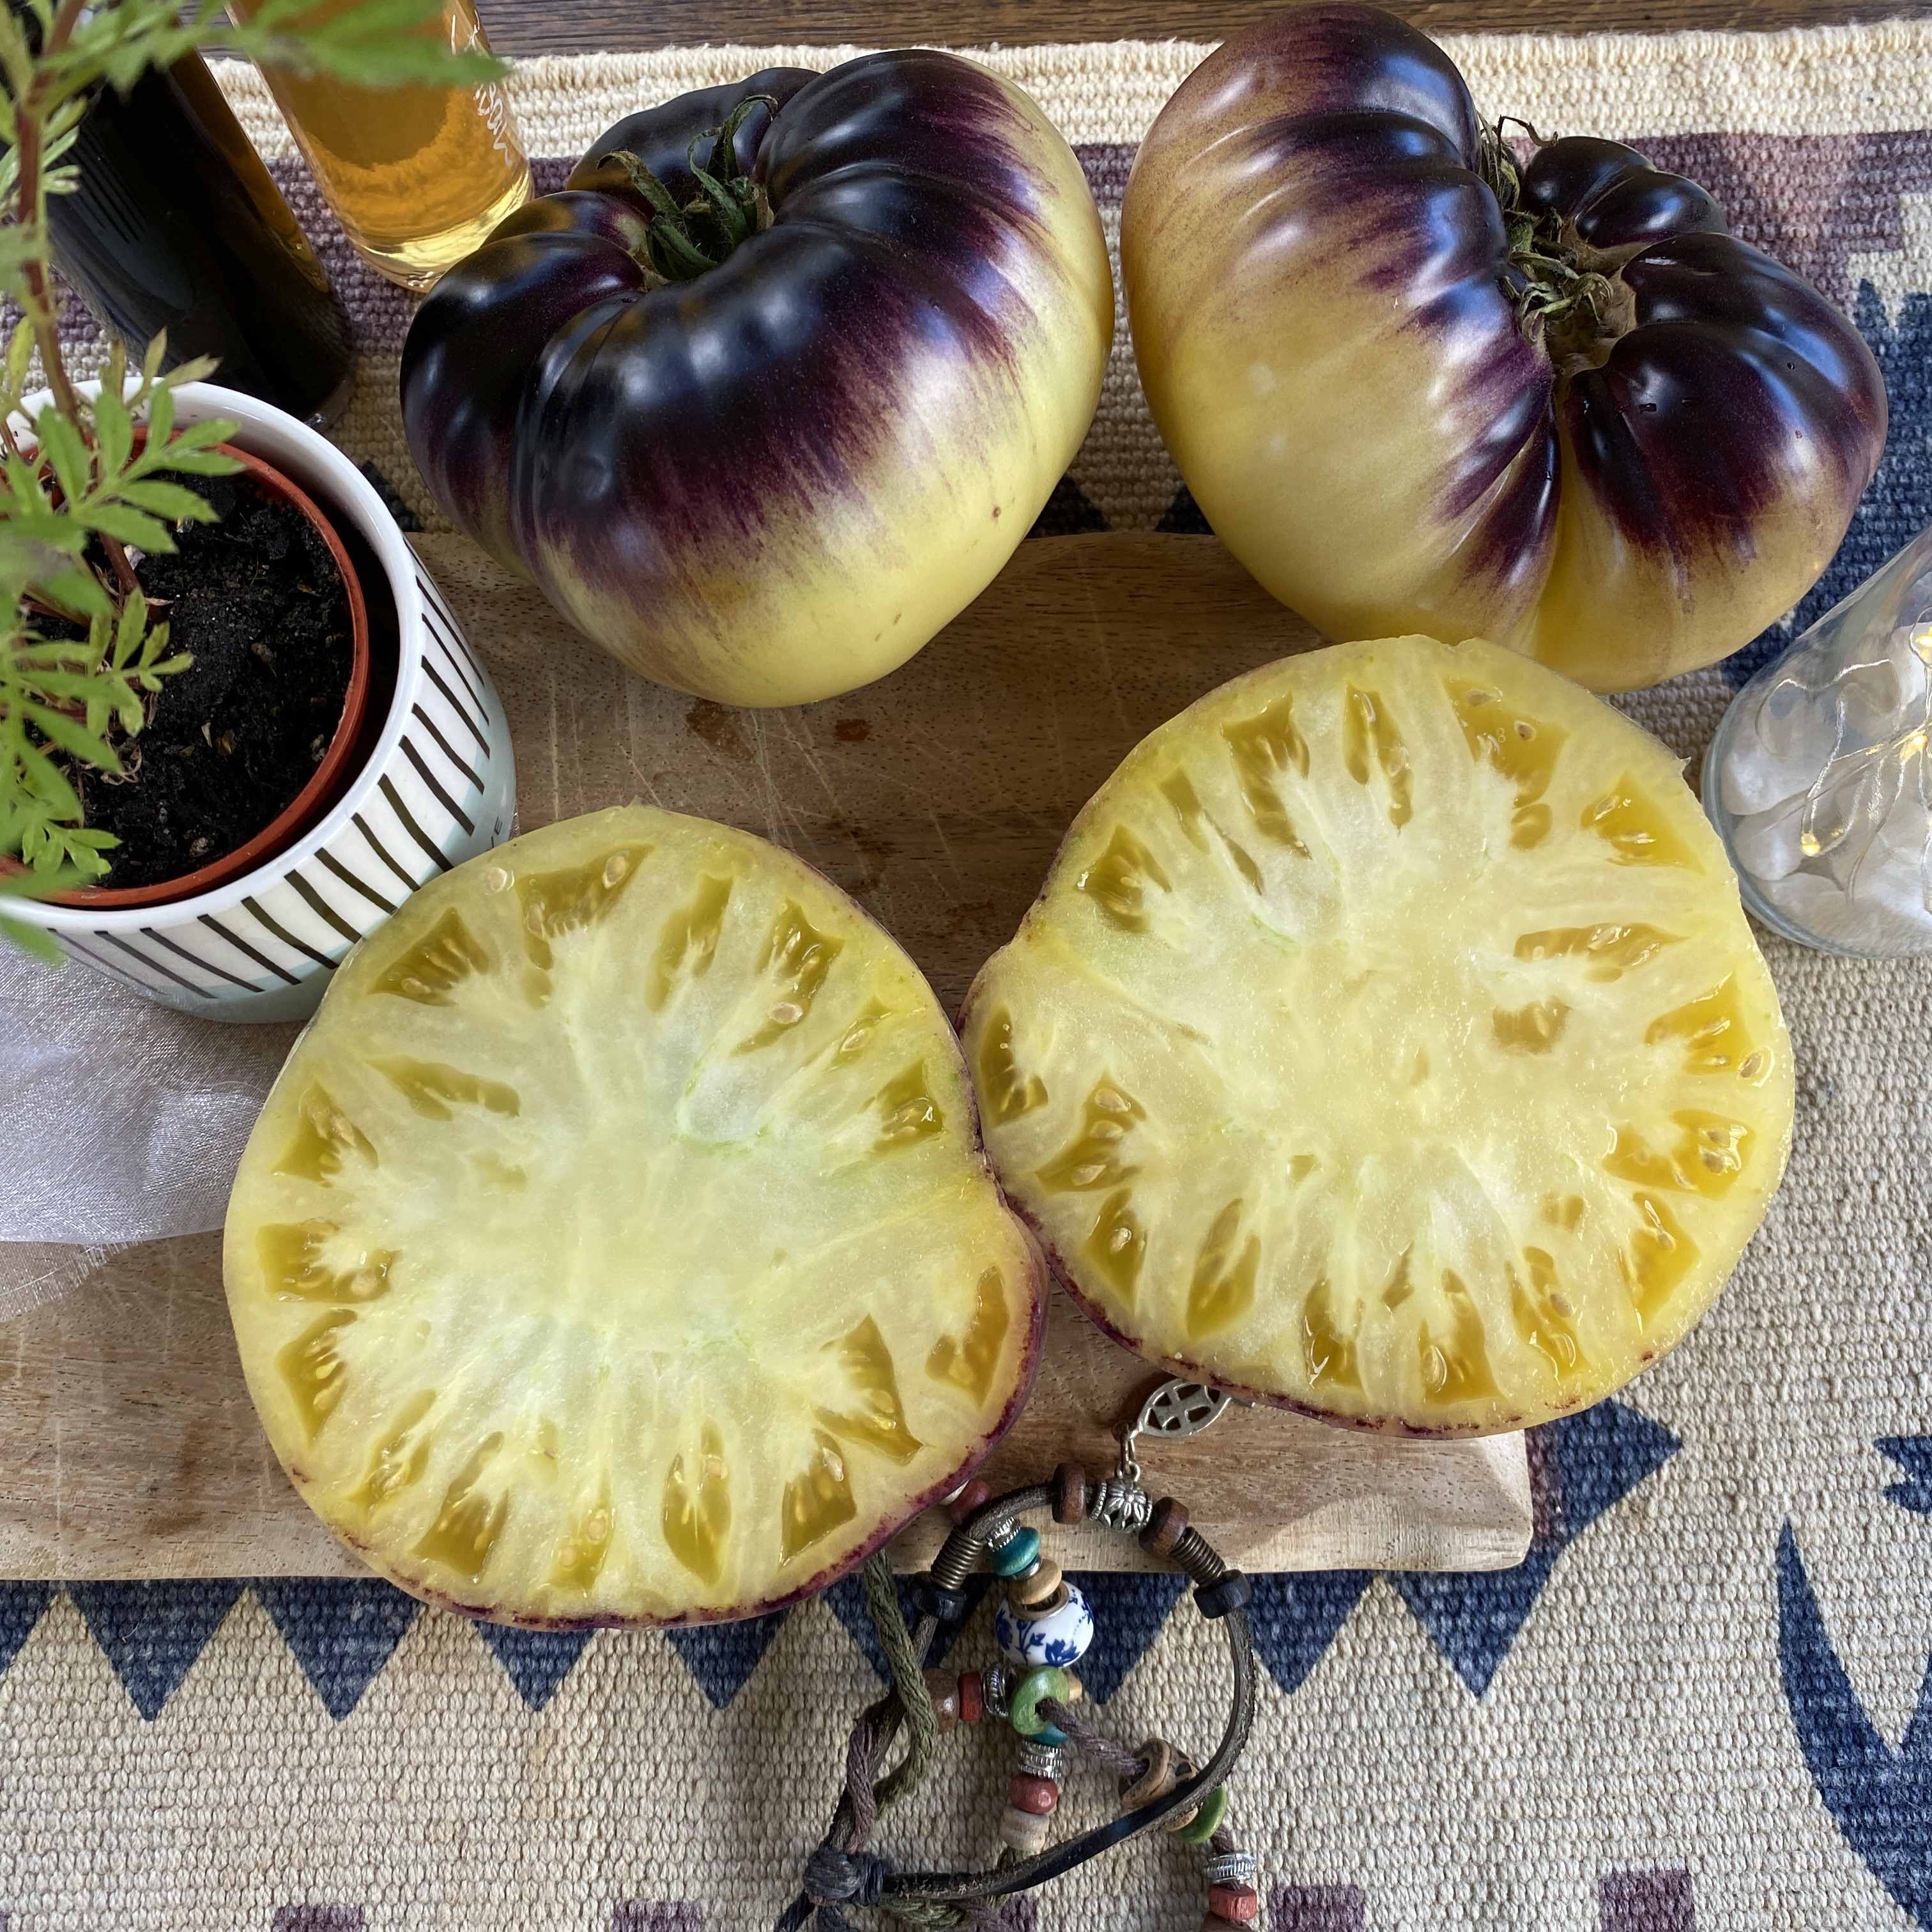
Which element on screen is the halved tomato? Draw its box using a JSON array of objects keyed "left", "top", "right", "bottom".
[
  {"left": 965, "top": 638, "right": 1792, "bottom": 1434},
  {"left": 226, "top": 807, "right": 1043, "bottom": 1624}
]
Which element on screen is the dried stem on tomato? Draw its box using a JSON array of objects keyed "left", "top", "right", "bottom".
[{"left": 610, "top": 93, "right": 781, "bottom": 283}]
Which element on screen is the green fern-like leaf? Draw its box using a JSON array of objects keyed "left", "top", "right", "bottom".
[{"left": 4, "top": 0, "right": 514, "bottom": 881}]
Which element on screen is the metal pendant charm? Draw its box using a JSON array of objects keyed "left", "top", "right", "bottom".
[{"left": 1093, "top": 1377, "right": 1242, "bottom": 1530}]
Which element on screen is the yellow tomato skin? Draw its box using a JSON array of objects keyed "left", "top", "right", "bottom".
[{"left": 1122, "top": 6, "right": 1886, "bottom": 691}]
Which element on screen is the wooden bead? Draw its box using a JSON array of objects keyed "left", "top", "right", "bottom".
[
  {"left": 1012, "top": 1582, "right": 1069, "bottom": 1625},
  {"left": 957, "top": 1671, "right": 984, "bottom": 1724},
  {"left": 1053, "top": 1461, "right": 1089, "bottom": 1524},
  {"left": 923, "top": 1669, "right": 960, "bottom": 1731},
  {"left": 1208, "top": 1885, "right": 1260, "bottom": 1923},
  {"left": 1008, "top": 1772, "right": 1059, "bottom": 1816},
  {"left": 1119, "top": 1737, "right": 1181, "bottom": 1811},
  {"left": 999, "top": 1804, "right": 1053, "bottom": 1855},
  {"left": 947, "top": 1478, "right": 992, "bottom": 1525},
  {"left": 1009, "top": 1556, "right": 1064, "bottom": 1611},
  {"left": 1140, "top": 1497, "right": 1190, "bottom": 1560}
]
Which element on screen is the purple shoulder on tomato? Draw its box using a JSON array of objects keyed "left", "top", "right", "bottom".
[
  {"left": 757, "top": 49, "right": 1052, "bottom": 215},
  {"left": 1570, "top": 236, "right": 1887, "bottom": 545},
  {"left": 1174, "top": 4, "right": 1482, "bottom": 158},
  {"left": 1519, "top": 136, "right": 1726, "bottom": 247},
  {"left": 1516, "top": 138, "right": 1887, "bottom": 548},
  {"left": 402, "top": 49, "right": 1082, "bottom": 599},
  {"left": 401, "top": 194, "right": 654, "bottom": 571}
]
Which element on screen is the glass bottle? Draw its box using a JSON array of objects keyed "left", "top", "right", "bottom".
[
  {"left": 228, "top": 0, "right": 530, "bottom": 292},
  {"left": 44, "top": 49, "right": 354, "bottom": 427},
  {"left": 1705, "top": 526, "right": 1932, "bottom": 958}
]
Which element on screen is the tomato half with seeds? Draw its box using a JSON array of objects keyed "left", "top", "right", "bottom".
[
  {"left": 966, "top": 637, "right": 1793, "bottom": 1435},
  {"left": 226, "top": 808, "right": 1045, "bottom": 1626}
]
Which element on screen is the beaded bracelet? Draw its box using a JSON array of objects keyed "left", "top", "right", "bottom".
[{"left": 776, "top": 1381, "right": 1260, "bottom": 1931}]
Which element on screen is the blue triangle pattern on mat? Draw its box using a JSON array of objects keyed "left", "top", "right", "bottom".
[
  {"left": 663, "top": 1611, "right": 790, "bottom": 1710},
  {"left": 1156, "top": 485, "right": 1212, "bottom": 535},
  {"left": 256, "top": 1578, "right": 422, "bottom": 1719},
  {"left": 477, "top": 1622, "right": 593, "bottom": 1712},
  {"left": 1027, "top": 475, "right": 1108, "bottom": 539},
  {"left": 1549, "top": 1398, "right": 1681, "bottom": 1540},
  {"left": 826, "top": 1574, "right": 989, "bottom": 1684},
  {"left": 0, "top": 1581, "right": 52, "bottom": 1682},
  {"left": 1394, "top": 1399, "right": 1681, "bottom": 1696},
  {"left": 1246, "top": 1571, "right": 1374, "bottom": 1697},
  {"left": 69, "top": 1579, "right": 245, "bottom": 1719},
  {"left": 1879, "top": 1436, "right": 1932, "bottom": 1516},
  {"left": 1392, "top": 1551, "right": 1561, "bottom": 1698},
  {"left": 1070, "top": 1572, "right": 1188, "bottom": 1703}
]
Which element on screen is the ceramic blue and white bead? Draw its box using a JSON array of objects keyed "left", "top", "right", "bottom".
[{"left": 996, "top": 1583, "right": 1094, "bottom": 1670}]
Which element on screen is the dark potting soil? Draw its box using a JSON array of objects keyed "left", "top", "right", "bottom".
[{"left": 75, "top": 470, "right": 353, "bottom": 889}]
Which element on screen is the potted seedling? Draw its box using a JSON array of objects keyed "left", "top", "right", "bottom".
[{"left": 0, "top": 0, "right": 517, "bottom": 1016}]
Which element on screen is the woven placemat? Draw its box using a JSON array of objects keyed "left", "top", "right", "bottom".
[{"left": 3, "top": 27, "right": 1931, "bottom": 1931}]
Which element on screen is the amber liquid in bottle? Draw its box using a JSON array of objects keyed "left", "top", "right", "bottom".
[{"left": 229, "top": 0, "right": 530, "bottom": 291}]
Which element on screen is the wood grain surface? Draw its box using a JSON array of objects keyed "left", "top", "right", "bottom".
[
  {"left": 0, "top": 533, "right": 1533, "bottom": 1585},
  {"left": 479, "top": 0, "right": 1932, "bottom": 56}
]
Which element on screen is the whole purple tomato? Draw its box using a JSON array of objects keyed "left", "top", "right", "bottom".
[
  {"left": 1122, "top": 6, "right": 1887, "bottom": 691},
  {"left": 402, "top": 54, "right": 1112, "bottom": 707}
]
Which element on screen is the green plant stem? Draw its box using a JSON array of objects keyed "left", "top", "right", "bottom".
[
  {"left": 13, "top": 0, "right": 91, "bottom": 428},
  {"left": 12, "top": 0, "right": 135, "bottom": 602}
]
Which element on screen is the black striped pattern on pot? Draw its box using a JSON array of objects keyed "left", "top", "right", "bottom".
[{"left": 50, "top": 559, "right": 516, "bottom": 1018}]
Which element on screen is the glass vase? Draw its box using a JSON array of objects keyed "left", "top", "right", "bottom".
[{"left": 1705, "top": 525, "right": 1932, "bottom": 958}]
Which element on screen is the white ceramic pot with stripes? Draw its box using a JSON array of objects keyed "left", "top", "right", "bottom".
[{"left": 11, "top": 381, "right": 515, "bottom": 1022}]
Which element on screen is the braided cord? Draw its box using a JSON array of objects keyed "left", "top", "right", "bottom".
[
  {"left": 865, "top": 1554, "right": 938, "bottom": 1809},
  {"left": 776, "top": 1552, "right": 954, "bottom": 1930},
  {"left": 1037, "top": 1698, "right": 1141, "bottom": 1782}
]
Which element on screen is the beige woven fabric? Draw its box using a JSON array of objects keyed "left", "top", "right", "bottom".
[{"left": 2, "top": 27, "right": 1929, "bottom": 1932}]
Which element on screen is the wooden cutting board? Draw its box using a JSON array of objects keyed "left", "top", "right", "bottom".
[{"left": 0, "top": 532, "right": 1531, "bottom": 1582}]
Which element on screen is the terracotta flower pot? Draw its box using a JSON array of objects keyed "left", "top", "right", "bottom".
[{"left": 43, "top": 440, "right": 374, "bottom": 910}]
